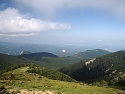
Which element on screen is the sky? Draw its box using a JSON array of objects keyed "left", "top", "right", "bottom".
[{"left": 0, "top": 0, "right": 125, "bottom": 50}]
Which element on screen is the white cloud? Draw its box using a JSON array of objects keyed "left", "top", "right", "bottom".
[
  {"left": 15, "top": 0, "right": 125, "bottom": 17},
  {"left": 98, "top": 40, "right": 103, "bottom": 42},
  {"left": 0, "top": 8, "right": 71, "bottom": 36}
]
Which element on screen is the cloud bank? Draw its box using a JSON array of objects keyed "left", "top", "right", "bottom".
[
  {"left": 0, "top": 8, "right": 71, "bottom": 36},
  {"left": 15, "top": 0, "right": 125, "bottom": 17}
]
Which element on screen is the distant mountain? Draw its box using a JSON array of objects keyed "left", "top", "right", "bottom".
[
  {"left": 19, "top": 49, "right": 109, "bottom": 68},
  {"left": 0, "top": 41, "right": 66, "bottom": 55},
  {"left": 0, "top": 41, "right": 86, "bottom": 56},
  {"left": 0, "top": 48, "right": 110, "bottom": 71},
  {"left": 19, "top": 52, "right": 58, "bottom": 60},
  {"left": 72, "top": 49, "right": 110, "bottom": 60},
  {"left": 59, "top": 51, "right": 125, "bottom": 88},
  {"left": 18, "top": 49, "right": 110, "bottom": 69}
]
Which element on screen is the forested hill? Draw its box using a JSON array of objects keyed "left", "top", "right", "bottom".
[
  {"left": 0, "top": 53, "right": 75, "bottom": 82},
  {"left": 59, "top": 51, "right": 125, "bottom": 87},
  {"left": 0, "top": 53, "right": 34, "bottom": 74},
  {"left": 72, "top": 49, "right": 110, "bottom": 60},
  {"left": 18, "top": 49, "right": 110, "bottom": 69},
  {"left": 19, "top": 52, "right": 58, "bottom": 60}
]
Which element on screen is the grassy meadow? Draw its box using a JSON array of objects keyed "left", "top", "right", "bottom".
[{"left": 0, "top": 67, "right": 123, "bottom": 94}]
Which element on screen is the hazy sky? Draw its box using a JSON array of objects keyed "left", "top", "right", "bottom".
[{"left": 0, "top": 0, "right": 125, "bottom": 49}]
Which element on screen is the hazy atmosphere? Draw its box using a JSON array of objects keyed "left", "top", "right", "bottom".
[
  {"left": 1, "top": 1, "right": 125, "bottom": 94},
  {"left": 0, "top": 0, "right": 125, "bottom": 51}
]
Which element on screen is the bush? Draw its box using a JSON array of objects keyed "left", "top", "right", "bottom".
[{"left": 0, "top": 86, "right": 8, "bottom": 94}]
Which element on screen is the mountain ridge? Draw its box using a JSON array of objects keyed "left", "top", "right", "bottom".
[
  {"left": 72, "top": 49, "right": 110, "bottom": 60},
  {"left": 19, "top": 52, "right": 58, "bottom": 60},
  {"left": 59, "top": 50, "right": 125, "bottom": 88}
]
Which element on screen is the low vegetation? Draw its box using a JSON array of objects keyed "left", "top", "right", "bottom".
[
  {"left": 0, "top": 67, "right": 122, "bottom": 94},
  {"left": 27, "top": 65, "right": 75, "bottom": 82}
]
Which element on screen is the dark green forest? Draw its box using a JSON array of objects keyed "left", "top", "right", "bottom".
[
  {"left": 0, "top": 53, "right": 34, "bottom": 74},
  {"left": 19, "top": 52, "right": 58, "bottom": 60},
  {"left": 59, "top": 51, "right": 125, "bottom": 88}
]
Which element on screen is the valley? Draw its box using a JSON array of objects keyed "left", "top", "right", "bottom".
[
  {"left": 1, "top": 0, "right": 125, "bottom": 93},
  {"left": 0, "top": 48, "right": 125, "bottom": 94}
]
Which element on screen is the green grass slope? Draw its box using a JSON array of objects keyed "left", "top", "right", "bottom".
[
  {"left": 27, "top": 65, "right": 75, "bottom": 82},
  {"left": 0, "top": 67, "right": 122, "bottom": 94}
]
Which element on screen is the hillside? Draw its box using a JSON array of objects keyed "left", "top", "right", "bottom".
[
  {"left": 0, "top": 67, "right": 122, "bottom": 94},
  {"left": 19, "top": 52, "right": 58, "bottom": 60},
  {"left": 0, "top": 49, "right": 111, "bottom": 73},
  {"left": 0, "top": 50, "right": 125, "bottom": 93},
  {"left": 59, "top": 51, "right": 125, "bottom": 88},
  {"left": 18, "top": 49, "right": 110, "bottom": 69},
  {"left": 0, "top": 52, "right": 74, "bottom": 83},
  {"left": 27, "top": 65, "right": 75, "bottom": 82},
  {"left": 0, "top": 53, "right": 34, "bottom": 74},
  {"left": 72, "top": 49, "right": 110, "bottom": 60}
]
